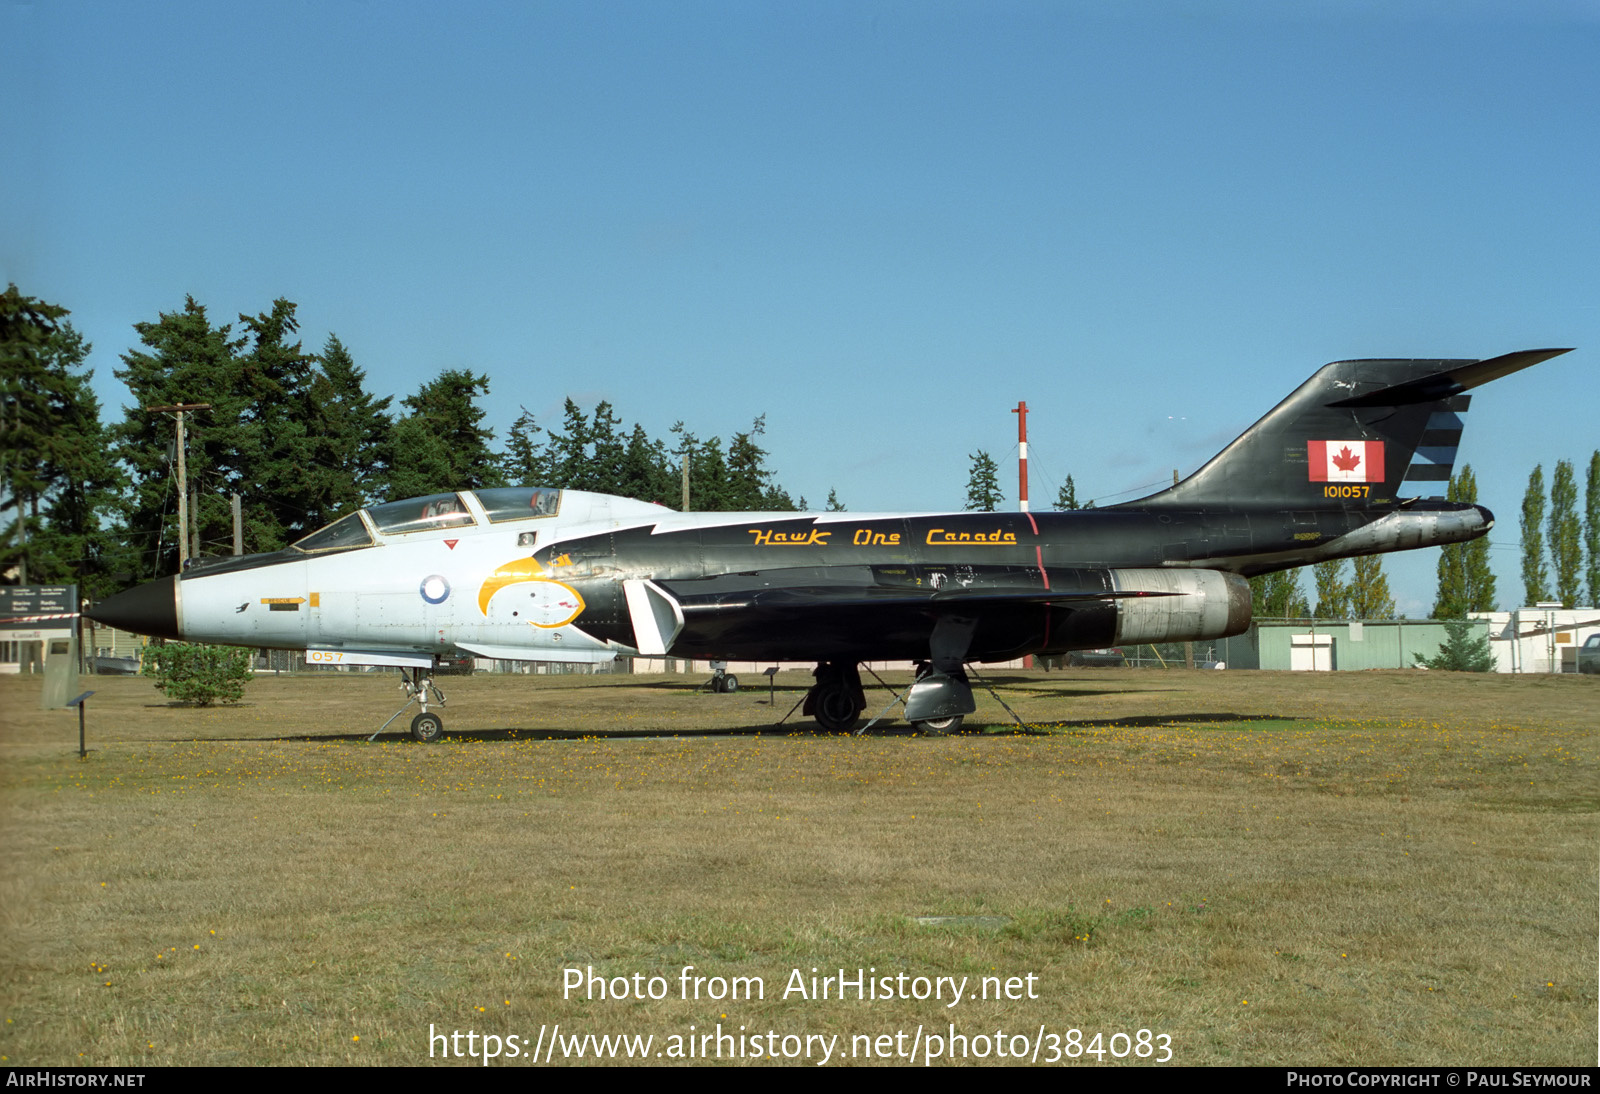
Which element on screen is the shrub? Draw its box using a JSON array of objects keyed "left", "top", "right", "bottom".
[
  {"left": 141, "top": 643, "right": 255, "bottom": 705},
  {"left": 1413, "top": 619, "right": 1495, "bottom": 672}
]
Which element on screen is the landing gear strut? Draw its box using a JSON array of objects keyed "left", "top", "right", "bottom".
[
  {"left": 370, "top": 667, "right": 448, "bottom": 742},
  {"left": 705, "top": 660, "right": 740, "bottom": 694},
  {"left": 906, "top": 662, "right": 969, "bottom": 736}
]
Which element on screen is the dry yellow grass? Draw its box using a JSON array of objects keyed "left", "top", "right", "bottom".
[{"left": 1, "top": 667, "right": 1594, "bottom": 1066}]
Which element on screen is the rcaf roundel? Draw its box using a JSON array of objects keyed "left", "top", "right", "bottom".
[{"left": 1307, "top": 440, "right": 1384, "bottom": 483}]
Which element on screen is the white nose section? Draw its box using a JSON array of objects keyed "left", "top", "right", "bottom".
[{"left": 624, "top": 579, "right": 685, "bottom": 656}]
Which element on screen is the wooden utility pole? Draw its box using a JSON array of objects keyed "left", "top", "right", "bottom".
[{"left": 145, "top": 403, "right": 211, "bottom": 571}]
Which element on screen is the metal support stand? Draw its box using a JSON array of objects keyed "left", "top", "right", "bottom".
[
  {"left": 772, "top": 692, "right": 808, "bottom": 728},
  {"left": 856, "top": 665, "right": 910, "bottom": 733},
  {"left": 857, "top": 687, "right": 910, "bottom": 733},
  {"left": 965, "top": 663, "right": 1034, "bottom": 731}
]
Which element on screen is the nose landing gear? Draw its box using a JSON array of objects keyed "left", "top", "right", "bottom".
[{"left": 369, "top": 667, "right": 449, "bottom": 742}]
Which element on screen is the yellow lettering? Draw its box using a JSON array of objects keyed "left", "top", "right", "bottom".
[
  {"left": 924, "top": 528, "right": 1018, "bottom": 546},
  {"left": 749, "top": 528, "right": 830, "bottom": 546}
]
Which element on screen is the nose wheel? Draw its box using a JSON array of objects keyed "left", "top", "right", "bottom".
[
  {"left": 370, "top": 667, "right": 449, "bottom": 742},
  {"left": 410, "top": 711, "right": 444, "bottom": 743}
]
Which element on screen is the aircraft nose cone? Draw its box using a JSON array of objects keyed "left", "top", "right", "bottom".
[
  {"left": 86, "top": 576, "right": 181, "bottom": 640},
  {"left": 1475, "top": 504, "right": 1495, "bottom": 531}
]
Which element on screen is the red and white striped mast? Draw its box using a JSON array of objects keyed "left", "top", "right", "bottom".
[{"left": 1012, "top": 400, "right": 1030, "bottom": 512}]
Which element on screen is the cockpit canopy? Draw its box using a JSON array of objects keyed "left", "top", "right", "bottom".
[{"left": 291, "top": 487, "right": 655, "bottom": 553}]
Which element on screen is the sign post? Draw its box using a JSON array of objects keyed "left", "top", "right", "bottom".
[{"left": 67, "top": 691, "right": 95, "bottom": 759}]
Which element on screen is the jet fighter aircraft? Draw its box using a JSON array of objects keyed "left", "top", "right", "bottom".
[{"left": 88, "top": 348, "right": 1570, "bottom": 740}]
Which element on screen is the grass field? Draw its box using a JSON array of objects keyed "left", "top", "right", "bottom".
[{"left": 1, "top": 666, "right": 1595, "bottom": 1067}]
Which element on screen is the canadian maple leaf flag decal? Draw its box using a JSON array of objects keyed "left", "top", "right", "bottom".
[{"left": 1308, "top": 440, "right": 1384, "bottom": 483}]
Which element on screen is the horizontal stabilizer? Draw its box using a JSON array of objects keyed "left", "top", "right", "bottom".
[
  {"left": 675, "top": 581, "right": 1177, "bottom": 614},
  {"left": 1328, "top": 348, "right": 1572, "bottom": 407}
]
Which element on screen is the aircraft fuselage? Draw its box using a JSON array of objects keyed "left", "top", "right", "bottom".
[{"left": 130, "top": 495, "right": 1486, "bottom": 667}]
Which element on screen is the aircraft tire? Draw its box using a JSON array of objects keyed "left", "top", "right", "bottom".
[
  {"left": 811, "top": 685, "right": 860, "bottom": 733},
  {"left": 912, "top": 715, "right": 963, "bottom": 736},
  {"left": 722, "top": 675, "right": 739, "bottom": 694},
  {"left": 411, "top": 711, "right": 444, "bottom": 743}
]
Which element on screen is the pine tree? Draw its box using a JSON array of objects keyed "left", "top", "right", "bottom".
[
  {"left": 1251, "top": 569, "right": 1309, "bottom": 618},
  {"left": 31, "top": 325, "right": 126, "bottom": 598},
  {"left": 501, "top": 408, "right": 551, "bottom": 486},
  {"left": 669, "top": 425, "right": 734, "bottom": 512},
  {"left": 1586, "top": 451, "right": 1600, "bottom": 608},
  {"left": 113, "top": 296, "right": 249, "bottom": 578},
  {"left": 543, "top": 399, "right": 592, "bottom": 491},
  {"left": 381, "top": 369, "right": 505, "bottom": 500},
  {"left": 235, "top": 300, "right": 323, "bottom": 548},
  {"left": 0, "top": 291, "right": 125, "bottom": 595},
  {"left": 1433, "top": 466, "right": 1495, "bottom": 617},
  {"left": 1054, "top": 476, "right": 1079, "bottom": 510},
  {"left": 1413, "top": 619, "right": 1494, "bottom": 672},
  {"left": 1313, "top": 558, "right": 1348, "bottom": 619},
  {"left": 1520, "top": 465, "right": 1548, "bottom": 605},
  {"left": 1348, "top": 555, "right": 1396, "bottom": 619},
  {"left": 1548, "top": 459, "right": 1582, "bottom": 608},
  {"left": 303, "top": 334, "right": 391, "bottom": 527},
  {"left": 617, "top": 424, "right": 673, "bottom": 506},
  {"left": 587, "top": 401, "right": 626, "bottom": 496},
  {"left": 1459, "top": 467, "right": 1498, "bottom": 613},
  {"left": 1, "top": 284, "right": 69, "bottom": 582},
  {"left": 825, "top": 488, "right": 846, "bottom": 512},
  {"left": 726, "top": 416, "right": 786, "bottom": 510},
  {"left": 964, "top": 451, "right": 1003, "bottom": 512}
]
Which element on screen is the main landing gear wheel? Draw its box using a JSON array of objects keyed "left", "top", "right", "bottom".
[
  {"left": 713, "top": 674, "right": 740, "bottom": 694},
  {"left": 410, "top": 711, "right": 444, "bottom": 743},
  {"left": 805, "top": 661, "right": 866, "bottom": 733},
  {"left": 812, "top": 685, "right": 860, "bottom": 733},
  {"left": 912, "top": 715, "right": 964, "bottom": 736}
]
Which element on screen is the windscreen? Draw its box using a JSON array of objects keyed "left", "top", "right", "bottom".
[
  {"left": 474, "top": 487, "right": 562, "bottom": 522},
  {"left": 293, "top": 512, "right": 374, "bottom": 552},
  {"left": 365, "top": 493, "right": 476, "bottom": 535}
]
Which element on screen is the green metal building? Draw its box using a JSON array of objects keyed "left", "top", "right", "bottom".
[{"left": 1209, "top": 619, "right": 1483, "bottom": 672}]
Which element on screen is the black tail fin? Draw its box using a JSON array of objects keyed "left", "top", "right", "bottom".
[{"left": 1135, "top": 348, "right": 1571, "bottom": 509}]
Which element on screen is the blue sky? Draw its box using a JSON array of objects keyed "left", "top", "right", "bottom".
[{"left": 5, "top": 0, "right": 1597, "bottom": 615}]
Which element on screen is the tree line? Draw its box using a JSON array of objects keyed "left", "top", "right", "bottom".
[
  {"left": 2, "top": 286, "right": 822, "bottom": 598},
  {"left": 12, "top": 282, "right": 1595, "bottom": 615},
  {"left": 1517, "top": 456, "right": 1600, "bottom": 610}
]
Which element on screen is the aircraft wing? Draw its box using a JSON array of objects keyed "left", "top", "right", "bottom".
[{"left": 657, "top": 565, "right": 1176, "bottom": 614}]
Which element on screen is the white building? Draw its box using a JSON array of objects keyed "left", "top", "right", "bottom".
[{"left": 1470, "top": 605, "right": 1600, "bottom": 673}]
